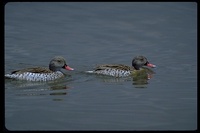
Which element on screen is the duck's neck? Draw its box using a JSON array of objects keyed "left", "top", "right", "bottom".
[{"left": 133, "top": 66, "right": 140, "bottom": 70}]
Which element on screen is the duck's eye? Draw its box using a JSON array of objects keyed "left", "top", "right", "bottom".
[
  {"left": 57, "top": 60, "right": 61, "bottom": 63},
  {"left": 144, "top": 61, "right": 149, "bottom": 65}
]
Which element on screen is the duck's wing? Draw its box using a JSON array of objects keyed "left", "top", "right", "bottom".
[
  {"left": 11, "top": 67, "right": 52, "bottom": 74},
  {"left": 95, "top": 64, "right": 132, "bottom": 71}
]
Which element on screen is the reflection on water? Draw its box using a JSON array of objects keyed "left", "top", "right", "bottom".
[
  {"left": 88, "top": 71, "right": 155, "bottom": 88},
  {"left": 5, "top": 78, "right": 47, "bottom": 88},
  {"left": 132, "top": 70, "right": 155, "bottom": 88},
  {"left": 5, "top": 78, "right": 71, "bottom": 101},
  {"left": 132, "top": 78, "right": 148, "bottom": 88},
  {"left": 49, "top": 84, "right": 69, "bottom": 101}
]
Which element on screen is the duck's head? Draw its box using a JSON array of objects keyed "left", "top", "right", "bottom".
[
  {"left": 132, "top": 55, "right": 156, "bottom": 70},
  {"left": 49, "top": 56, "right": 74, "bottom": 72}
]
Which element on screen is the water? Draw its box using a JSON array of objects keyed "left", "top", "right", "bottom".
[{"left": 5, "top": 2, "right": 197, "bottom": 130}]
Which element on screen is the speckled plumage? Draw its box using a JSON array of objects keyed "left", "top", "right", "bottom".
[
  {"left": 86, "top": 56, "right": 156, "bottom": 78},
  {"left": 5, "top": 56, "right": 74, "bottom": 81},
  {"left": 87, "top": 64, "right": 133, "bottom": 77},
  {"left": 5, "top": 71, "right": 64, "bottom": 81}
]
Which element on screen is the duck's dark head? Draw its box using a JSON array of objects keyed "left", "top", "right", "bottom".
[
  {"left": 49, "top": 56, "right": 74, "bottom": 72},
  {"left": 132, "top": 55, "right": 156, "bottom": 70}
]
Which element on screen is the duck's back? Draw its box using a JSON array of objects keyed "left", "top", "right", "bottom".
[{"left": 11, "top": 67, "right": 52, "bottom": 74}]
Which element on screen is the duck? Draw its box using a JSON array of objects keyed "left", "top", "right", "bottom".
[
  {"left": 5, "top": 56, "right": 74, "bottom": 81},
  {"left": 86, "top": 55, "right": 156, "bottom": 78}
]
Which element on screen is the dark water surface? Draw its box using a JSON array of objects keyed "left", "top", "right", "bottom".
[{"left": 5, "top": 2, "right": 197, "bottom": 130}]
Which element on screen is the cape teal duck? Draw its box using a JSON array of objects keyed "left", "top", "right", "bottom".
[
  {"left": 86, "top": 55, "right": 156, "bottom": 78},
  {"left": 5, "top": 56, "right": 74, "bottom": 81}
]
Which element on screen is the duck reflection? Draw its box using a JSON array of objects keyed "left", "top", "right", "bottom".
[
  {"left": 132, "top": 77, "right": 149, "bottom": 88},
  {"left": 131, "top": 67, "right": 155, "bottom": 88},
  {"left": 5, "top": 78, "right": 71, "bottom": 101},
  {"left": 96, "top": 67, "right": 155, "bottom": 88},
  {"left": 49, "top": 85, "right": 70, "bottom": 101}
]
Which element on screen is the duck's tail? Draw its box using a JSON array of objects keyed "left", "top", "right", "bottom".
[
  {"left": 85, "top": 70, "right": 94, "bottom": 73},
  {"left": 5, "top": 74, "right": 13, "bottom": 78}
]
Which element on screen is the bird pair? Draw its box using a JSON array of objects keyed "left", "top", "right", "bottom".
[{"left": 5, "top": 55, "right": 156, "bottom": 81}]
